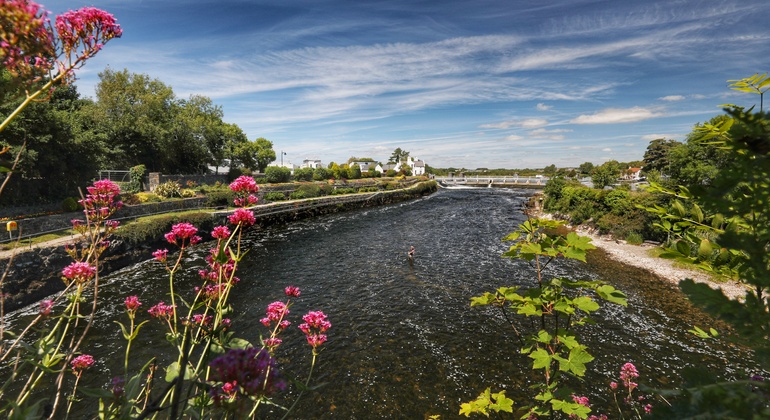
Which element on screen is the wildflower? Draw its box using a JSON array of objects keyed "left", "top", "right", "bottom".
[
  {"left": 229, "top": 175, "right": 259, "bottom": 195},
  {"left": 62, "top": 261, "right": 96, "bottom": 283},
  {"left": 152, "top": 248, "right": 168, "bottom": 263},
  {"left": 619, "top": 362, "right": 639, "bottom": 390},
  {"left": 39, "top": 299, "right": 53, "bottom": 316},
  {"left": 212, "top": 225, "right": 231, "bottom": 239},
  {"left": 111, "top": 376, "right": 125, "bottom": 400},
  {"left": 609, "top": 381, "right": 618, "bottom": 390},
  {"left": 148, "top": 301, "right": 175, "bottom": 319},
  {"left": 208, "top": 347, "right": 285, "bottom": 400},
  {"left": 299, "top": 310, "right": 331, "bottom": 351},
  {"left": 124, "top": 295, "right": 141, "bottom": 312},
  {"left": 571, "top": 394, "right": 590, "bottom": 407},
  {"left": 285, "top": 286, "right": 301, "bottom": 298},
  {"left": 263, "top": 337, "right": 282, "bottom": 349},
  {"left": 644, "top": 404, "right": 652, "bottom": 414},
  {"left": 70, "top": 354, "right": 95, "bottom": 372},
  {"left": 228, "top": 208, "right": 256, "bottom": 227},
  {"left": 164, "top": 223, "right": 201, "bottom": 248}
]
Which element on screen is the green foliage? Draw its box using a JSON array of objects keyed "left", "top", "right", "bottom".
[
  {"left": 459, "top": 388, "right": 514, "bottom": 417},
  {"left": 293, "top": 167, "right": 314, "bottom": 181},
  {"left": 295, "top": 183, "right": 321, "bottom": 198},
  {"left": 133, "top": 192, "right": 163, "bottom": 203},
  {"left": 153, "top": 180, "right": 182, "bottom": 198},
  {"left": 115, "top": 211, "right": 214, "bottom": 245},
  {"left": 205, "top": 189, "right": 234, "bottom": 207},
  {"left": 265, "top": 166, "right": 291, "bottom": 183},
  {"left": 263, "top": 191, "right": 286, "bottom": 201},
  {"left": 180, "top": 188, "right": 197, "bottom": 198},
  {"left": 61, "top": 197, "right": 80, "bottom": 212},
  {"left": 313, "top": 167, "right": 330, "bottom": 181},
  {"left": 127, "top": 164, "right": 146, "bottom": 193},
  {"left": 465, "top": 218, "right": 627, "bottom": 418},
  {"left": 331, "top": 187, "right": 357, "bottom": 195}
]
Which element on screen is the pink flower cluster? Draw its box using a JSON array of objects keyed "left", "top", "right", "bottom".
[
  {"left": 198, "top": 247, "right": 239, "bottom": 284},
  {"left": 124, "top": 295, "right": 141, "bottom": 313},
  {"left": 62, "top": 261, "right": 96, "bottom": 284},
  {"left": 70, "top": 354, "right": 94, "bottom": 372},
  {"left": 229, "top": 175, "right": 259, "bottom": 207},
  {"left": 260, "top": 301, "right": 290, "bottom": 329},
  {"left": 39, "top": 299, "right": 53, "bottom": 316},
  {"left": 299, "top": 311, "right": 331, "bottom": 350},
  {"left": 148, "top": 301, "right": 175, "bottom": 319},
  {"left": 0, "top": 0, "right": 55, "bottom": 78},
  {"left": 619, "top": 362, "right": 639, "bottom": 390},
  {"left": 285, "top": 286, "right": 301, "bottom": 298},
  {"left": 164, "top": 222, "right": 202, "bottom": 248},
  {"left": 77, "top": 179, "right": 123, "bottom": 227},
  {"left": 54, "top": 6, "right": 121, "bottom": 83},
  {"left": 228, "top": 208, "right": 256, "bottom": 227}
]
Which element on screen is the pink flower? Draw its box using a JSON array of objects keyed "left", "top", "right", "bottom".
[
  {"left": 124, "top": 295, "right": 141, "bottom": 312},
  {"left": 265, "top": 301, "right": 289, "bottom": 321},
  {"left": 152, "top": 248, "right": 168, "bottom": 262},
  {"left": 609, "top": 381, "right": 618, "bottom": 390},
  {"left": 164, "top": 223, "right": 200, "bottom": 248},
  {"left": 229, "top": 176, "right": 259, "bottom": 194},
  {"left": 299, "top": 311, "right": 331, "bottom": 350},
  {"left": 284, "top": 286, "right": 301, "bottom": 298},
  {"left": 620, "top": 362, "right": 639, "bottom": 390},
  {"left": 263, "top": 337, "right": 282, "bottom": 349},
  {"left": 211, "top": 225, "right": 231, "bottom": 239},
  {"left": 148, "top": 301, "right": 175, "bottom": 319},
  {"left": 39, "top": 299, "right": 53, "bottom": 316},
  {"left": 62, "top": 261, "right": 96, "bottom": 283},
  {"left": 228, "top": 208, "right": 256, "bottom": 226},
  {"left": 644, "top": 404, "right": 652, "bottom": 414},
  {"left": 571, "top": 394, "right": 590, "bottom": 407},
  {"left": 70, "top": 354, "right": 95, "bottom": 372}
]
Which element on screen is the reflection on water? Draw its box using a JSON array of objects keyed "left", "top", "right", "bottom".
[{"left": 5, "top": 188, "right": 764, "bottom": 418}]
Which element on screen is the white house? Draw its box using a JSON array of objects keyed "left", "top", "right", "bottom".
[
  {"left": 350, "top": 161, "right": 383, "bottom": 174},
  {"left": 381, "top": 156, "right": 426, "bottom": 175},
  {"left": 300, "top": 159, "right": 323, "bottom": 169}
]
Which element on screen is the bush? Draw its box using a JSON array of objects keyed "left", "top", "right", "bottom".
[
  {"left": 293, "top": 167, "right": 314, "bottom": 182},
  {"left": 358, "top": 186, "right": 379, "bottom": 193},
  {"left": 295, "top": 183, "right": 321, "bottom": 198},
  {"left": 625, "top": 232, "right": 644, "bottom": 245},
  {"left": 115, "top": 211, "right": 215, "bottom": 245},
  {"left": 313, "top": 167, "right": 330, "bottom": 181},
  {"left": 180, "top": 188, "right": 197, "bottom": 198},
  {"left": 265, "top": 166, "right": 292, "bottom": 183},
  {"left": 205, "top": 190, "right": 235, "bottom": 207},
  {"left": 134, "top": 192, "right": 163, "bottom": 203},
  {"left": 61, "top": 197, "right": 80, "bottom": 212},
  {"left": 331, "top": 187, "right": 357, "bottom": 195},
  {"left": 264, "top": 192, "right": 286, "bottom": 201},
  {"left": 127, "top": 164, "right": 146, "bottom": 193},
  {"left": 319, "top": 184, "right": 333, "bottom": 195},
  {"left": 154, "top": 181, "right": 182, "bottom": 198},
  {"left": 289, "top": 190, "right": 306, "bottom": 200},
  {"left": 227, "top": 167, "right": 252, "bottom": 182}
]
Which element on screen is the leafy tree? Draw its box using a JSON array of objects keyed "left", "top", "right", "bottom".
[
  {"left": 313, "top": 167, "right": 330, "bottom": 180},
  {"left": 233, "top": 137, "right": 275, "bottom": 172},
  {"left": 591, "top": 160, "right": 621, "bottom": 189},
  {"left": 264, "top": 166, "right": 291, "bottom": 183},
  {"left": 389, "top": 147, "right": 409, "bottom": 163},
  {"left": 666, "top": 116, "right": 736, "bottom": 188},
  {"left": 349, "top": 164, "right": 361, "bottom": 179},
  {"left": 542, "top": 164, "right": 557, "bottom": 176},
  {"left": 642, "top": 138, "right": 680, "bottom": 174},
  {"left": 578, "top": 162, "right": 594, "bottom": 176},
  {"left": 220, "top": 122, "right": 249, "bottom": 172},
  {"left": 94, "top": 68, "right": 177, "bottom": 172}
]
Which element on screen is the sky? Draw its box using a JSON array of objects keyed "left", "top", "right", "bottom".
[{"left": 41, "top": 0, "right": 770, "bottom": 169}]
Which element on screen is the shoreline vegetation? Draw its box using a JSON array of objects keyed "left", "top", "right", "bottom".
[{"left": 531, "top": 207, "right": 749, "bottom": 301}]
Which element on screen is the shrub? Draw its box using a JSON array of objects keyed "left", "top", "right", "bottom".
[
  {"left": 331, "top": 187, "right": 356, "bottom": 195},
  {"left": 358, "top": 186, "right": 379, "bottom": 193},
  {"left": 61, "top": 197, "right": 80, "bottom": 212},
  {"left": 205, "top": 190, "right": 235, "bottom": 207},
  {"left": 134, "top": 192, "right": 163, "bottom": 203},
  {"left": 295, "top": 183, "right": 321, "bottom": 198},
  {"left": 115, "top": 211, "right": 215, "bottom": 245},
  {"left": 153, "top": 181, "right": 182, "bottom": 198},
  {"left": 180, "top": 188, "right": 197, "bottom": 198},
  {"left": 384, "top": 181, "right": 400, "bottom": 190},
  {"left": 289, "top": 190, "right": 306, "bottom": 200},
  {"left": 227, "top": 167, "right": 252, "bottom": 182},
  {"left": 319, "top": 184, "right": 333, "bottom": 195},
  {"left": 264, "top": 192, "right": 286, "bottom": 201},
  {"left": 265, "top": 166, "right": 292, "bottom": 183},
  {"left": 293, "top": 167, "right": 314, "bottom": 182},
  {"left": 313, "top": 167, "right": 330, "bottom": 181},
  {"left": 625, "top": 231, "right": 644, "bottom": 245},
  {"left": 127, "top": 164, "right": 146, "bottom": 193}
]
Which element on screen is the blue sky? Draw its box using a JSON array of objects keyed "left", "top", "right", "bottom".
[{"left": 43, "top": 0, "right": 770, "bottom": 169}]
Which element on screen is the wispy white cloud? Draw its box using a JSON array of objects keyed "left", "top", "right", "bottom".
[
  {"left": 571, "top": 107, "right": 660, "bottom": 124},
  {"left": 537, "top": 103, "right": 553, "bottom": 111}
]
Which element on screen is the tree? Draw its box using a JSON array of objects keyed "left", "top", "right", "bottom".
[
  {"left": 264, "top": 166, "right": 291, "bottom": 183},
  {"left": 221, "top": 123, "right": 249, "bottom": 172},
  {"left": 94, "top": 68, "right": 177, "bottom": 172},
  {"left": 642, "top": 138, "right": 680, "bottom": 174},
  {"left": 543, "top": 164, "right": 557, "bottom": 176},
  {"left": 233, "top": 137, "right": 275, "bottom": 172},
  {"left": 578, "top": 162, "right": 594, "bottom": 176},
  {"left": 293, "top": 167, "right": 313, "bottom": 181},
  {"left": 389, "top": 147, "right": 409, "bottom": 163},
  {"left": 591, "top": 160, "right": 621, "bottom": 189},
  {"left": 667, "top": 116, "right": 736, "bottom": 188}
]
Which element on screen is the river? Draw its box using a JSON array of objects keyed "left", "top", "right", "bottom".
[{"left": 5, "top": 187, "right": 763, "bottom": 418}]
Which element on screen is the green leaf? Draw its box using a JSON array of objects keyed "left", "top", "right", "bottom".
[
  {"left": 530, "top": 348, "right": 552, "bottom": 370},
  {"left": 165, "top": 361, "right": 195, "bottom": 383},
  {"left": 675, "top": 240, "right": 691, "bottom": 257},
  {"left": 556, "top": 347, "right": 594, "bottom": 376},
  {"left": 698, "top": 239, "right": 713, "bottom": 259},
  {"left": 572, "top": 296, "right": 599, "bottom": 313},
  {"left": 595, "top": 285, "right": 628, "bottom": 306}
]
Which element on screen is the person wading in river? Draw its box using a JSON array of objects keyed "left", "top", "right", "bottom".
[{"left": 408, "top": 246, "right": 415, "bottom": 260}]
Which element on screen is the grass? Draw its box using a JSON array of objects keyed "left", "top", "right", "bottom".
[
  {"left": 1, "top": 230, "right": 76, "bottom": 251},
  {"left": 645, "top": 246, "right": 732, "bottom": 284}
]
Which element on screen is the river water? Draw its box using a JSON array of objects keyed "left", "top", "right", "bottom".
[{"left": 6, "top": 187, "right": 763, "bottom": 418}]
